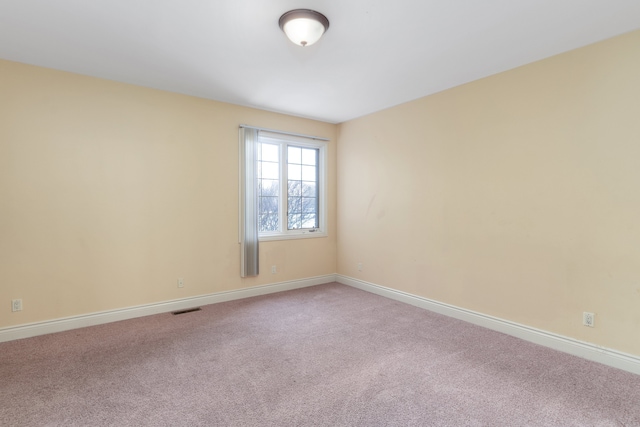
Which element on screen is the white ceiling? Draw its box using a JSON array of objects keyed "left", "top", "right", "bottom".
[{"left": 1, "top": 1, "right": 639, "bottom": 124}]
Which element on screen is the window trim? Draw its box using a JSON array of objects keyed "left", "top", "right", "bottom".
[
  {"left": 238, "top": 124, "right": 330, "bottom": 244},
  {"left": 257, "top": 132, "right": 327, "bottom": 241}
]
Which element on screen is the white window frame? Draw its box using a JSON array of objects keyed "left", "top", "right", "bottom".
[{"left": 257, "top": 130, "right": 327, "bottom": 241}]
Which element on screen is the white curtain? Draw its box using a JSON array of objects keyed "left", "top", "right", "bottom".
[{"left": 239, "top": 127, "right": 259, "bottom": 277}]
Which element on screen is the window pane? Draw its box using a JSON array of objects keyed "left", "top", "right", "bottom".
[
  {"left": 288, "top": 164, "right": 301, "bottom": 180},
  {"left": 287, "top": 180, "right": 301, "bottom": 197},
  {"left": 261, "top": 143, "right": 279, "bottom": 162},
  {"left": 261, "top": 161, "right": 279, "bottom": 180},
  {"left": 259, "top": 179, "right": 279, "bottom": 197},
  {"left": 302, "top": 165, "right": 316, "bottom": 182},
  {"left": 287, "top": 196, "right": 302, "bottom": 214},
  {"left": 301, "top": 215, "right": 317, "bottom": 229},
  {"left": 258, "top": 142, "right": 280, "bottom": 234},
  {"left": 288, "top": 146, "right": 301, "bottom": 164},
  {"left": 259, "top": 214, "right": 279, "bottom": 232},
  {"left": 301, "top": 197, "right": 317, "bottom": 213},
  {"left": 301, "top": 181, "right": 316, "bottom": 197},
  {"left": 301, "top": 148, "right": 317, "bottom": 165},
  {"left": 259, "top": 196, "right": 279, "bottom": 215},
  {"left": 286, "top": 145, "right": 318, "bottom": 230},
  {"left": 288, "top": 213, "right": 302, "bottom": 230}
]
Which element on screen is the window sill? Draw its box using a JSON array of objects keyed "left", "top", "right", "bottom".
[{"left": 259, "top": 231, "right": 327, "bottom": 242}]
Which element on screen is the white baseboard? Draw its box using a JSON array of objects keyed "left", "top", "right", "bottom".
[
  {"left": 5, "top": 273, "right": 639, "bottom": 376},
  {"left": 336, "top": 274, "right": 640, "bottom": 376},
  {"left": 0, "top": 274, "right": 336, "bottom": 343}
]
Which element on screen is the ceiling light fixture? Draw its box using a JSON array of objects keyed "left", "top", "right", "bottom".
[{"left": 279, "top": 9, "right": 329, "bottom": 47}]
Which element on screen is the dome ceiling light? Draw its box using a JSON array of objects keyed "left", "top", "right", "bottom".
[{"left": 279, "top": 9, "right": 330, "bottom": 47}]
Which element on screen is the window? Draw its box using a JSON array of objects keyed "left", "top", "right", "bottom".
[
  {"left": 255, "top": 130, "right": 327, "bottom": 240},
  {"left": 240, "top": 126, "right": 327, "bottom": 276}
]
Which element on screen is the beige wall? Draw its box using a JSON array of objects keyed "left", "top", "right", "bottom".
[
  {"left": 3, "top": 30, "right": 639, "bottom": 358},
  {"left": 0, "top": 59, "right": 336, "bottom": 328},
  {"left": 337, "top": 30, "right": 640, "bottom": 356}
]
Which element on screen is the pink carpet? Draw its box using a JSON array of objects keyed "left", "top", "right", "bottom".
[{"left": 2, "top": 282, "right": 639, "bottom": 426}]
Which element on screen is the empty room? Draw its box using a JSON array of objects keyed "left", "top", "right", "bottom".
[{"left": 2, "top": 1, "right": 640, "bottom": 426}]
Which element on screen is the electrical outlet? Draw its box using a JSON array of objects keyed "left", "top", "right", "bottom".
[
  {"left": 271, "top": 265, "right": 277, "bottom": 274},
  {"left": 357, "top": 262, "right": 362, "bottom": 272},
  {"left": 178, "top": 278, "right": 184, "bottom": 288},
  {"left": 583, "top": 312, "right": 595, "bottom": 327},
  {"left": 11, "top": 299, "right": 22, "bottom": 312}
]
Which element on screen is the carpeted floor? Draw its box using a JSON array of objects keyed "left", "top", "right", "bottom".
[{"left": 2, "top": 282, "right": 639, "bottom": 426}]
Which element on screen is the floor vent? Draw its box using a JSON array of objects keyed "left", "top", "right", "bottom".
[{"left": 172, "top": 307, "right": 202, "bottom": 315}]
